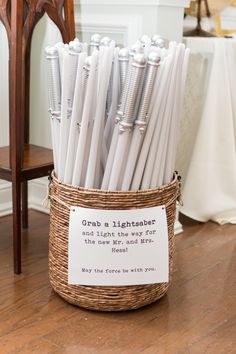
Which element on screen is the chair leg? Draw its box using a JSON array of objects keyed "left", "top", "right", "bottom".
[
  {"left": 12, "top": 178, "right": 22, "bottom": 274},
  {"left": 22, "top": 181, "right": 28, "bottom": 229},
  {"left": 64, "top": 0, "right": 76, "bottom": 41}
]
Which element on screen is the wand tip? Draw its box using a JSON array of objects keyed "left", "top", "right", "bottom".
[
  {"left": 130, "top": 42, "right": 144, "bottom": 57},
  {"left": 45, "top": 46, "right": 58, "bottom": 59},
  {"left": 90, "top": 33, "right": 101, "bottom": 46},
  {"left": 84, "top": 56, "right": 92, "bottom": 70},
  {"left": 69, "top": 40, "right": 82, "bottom": 54},
  {"left": 152, "top": 37, "right": 166, "bottom": 49},
  {"left": 148, "top": 52, "right": 161, "bottom": 66},
  {"left": 100, "top": 36, "right": 111, "bottom": 47},
  {"left": 133, "top": 53, "right": 147, "bottom": 68},
  {"left": 139, "top": 34, "right": 151, "bottom": 46},
  {"left": 118, "top": 48, "right": 129, "bottom": 61}
]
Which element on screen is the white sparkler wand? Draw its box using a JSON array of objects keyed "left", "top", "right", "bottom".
[
  {"left": 106, "top": 57, "right": 114, "bottom": 119},
  {"left": 45, "top": 46, "right": 61, "bottom": 176},
  {"left": 68, "top": 39, "right": 82, "bottom": 104},
  {"left": 54, "top": 41, "right": 65, "bottom": 78},
  {"left": 100, "top": 36, "right": 112, "bottom": 47},
  {"left": 161, "top": 44, "right": 185, "bottom": 186},
  {"left": 119, "top": 48, "right": 130, "bottom": 94},
  {"left": 89, "top": 33, "right": 101, "bottom": 55},
  {"left": 58, "top": 43, "right": 81, "bottom": 182},
  {"left": 151, "top": 36, "right": 167, "bottom": 49},
  {"left": 57, "top": 48, "right": 70, "bottom": 181},
  {"left": 101, "top": 39, "right": 115, "bottom": 122},
  {"left": 103, "top": 47, "right": 122, "bottom": 150},
  {"left": 64, "top": 51, "right": 87, "bottom": 184},
  {"left": 121, "top": 51, "right": 160, "bottom": 191},
  {"left": 104, "top": 45, "right": 117, "bottom": 125},
  {"left": 82, "top": 42, "right": 88, "bottom": 54},
  {"left": 85, "top": 46, "right": 114, "bottom": 188},
  {"left": 98, "top": 37, "right": 114, "bottom": 94},
  {"left": 80, "top": 54, "right": 99, "bottom": 187},
  {"left": 108, "top": 53, "right": 147, "bottom": 190},
  {"left": 148, "top": 43, "right": 181, "bottom": 188},
  {"left": 101, "top": 43, "right": 145, "bottom": 189},
  {"left": 117, "top": 43, "right": 143, "bottom": 121},
  {"left": 72, "top": 52, "right": 99, "bottom": 186},
  {"left": 141, "top": 44, "right": 177, "bottom": 189},
  {"left": 101, "top": 47, "right": 134, "bottom": 190},
  {"left": 159, "top": 44, "right": 184, "bottom": 186},
  {"left": 126, "top": 43, "right": 145, "bottom": 132},
  {"left": 131, "top": 46, "right": 174, "bottom": 190},
  {"left": 139, "top": 34, "right": 152, "bottom": 56},
  {"left": 163, "top": 46, "right": 190, "bottom": 184}
]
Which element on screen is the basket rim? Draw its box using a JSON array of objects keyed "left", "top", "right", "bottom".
[{"left": 51, "top": 170, "right": 179, "bottom": 196}]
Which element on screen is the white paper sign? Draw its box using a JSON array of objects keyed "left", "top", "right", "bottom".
[{"left": 68, "top": 206, "right": 169, "bottom": 286}]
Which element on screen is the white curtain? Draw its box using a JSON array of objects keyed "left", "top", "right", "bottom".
[{"left": 177, "top": 38, "right": 236, "bottom": 224}]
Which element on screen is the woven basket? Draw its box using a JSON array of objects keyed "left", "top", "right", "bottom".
[{"left": 48, "top": 172, "right": 180, "bottom": 311}]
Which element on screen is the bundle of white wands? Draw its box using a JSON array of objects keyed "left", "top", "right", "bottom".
[{"left": 45, "top": 34, "right": 189, "bottom": 191}]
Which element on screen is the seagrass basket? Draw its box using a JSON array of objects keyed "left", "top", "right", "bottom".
[{"left": 48, "top": 172, "right": 180, "bottom": 311}]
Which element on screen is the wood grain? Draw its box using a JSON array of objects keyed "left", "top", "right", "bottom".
[
  {"left": 0, "top": 211, "right": 235, "bottom": 353},
  {"left": 0, "top": 145, "right": 54, "bottom": 182},
  {"left": 0, "top": 145, "right": 53, "bottom": 171}
]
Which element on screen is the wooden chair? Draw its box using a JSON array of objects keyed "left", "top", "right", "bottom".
[{"left": 0, "top": 0, "right": 75, "bottom": 274}]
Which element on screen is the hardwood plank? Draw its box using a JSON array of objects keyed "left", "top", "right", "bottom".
[{"left": 0, "top": 211, "right": 235, "bottom": 354}]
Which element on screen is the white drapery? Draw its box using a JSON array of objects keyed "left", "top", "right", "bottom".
[{"left": 177, "top": 38, "right": 236, "bottom": 224}]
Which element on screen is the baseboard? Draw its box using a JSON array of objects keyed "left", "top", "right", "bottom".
[
  {"left": 174, "top": 204, "right": 184, "bottom": 235},
  {"left": 0, "top": 181, "right": 13, "bottom": 217},
  {"left": 174, "top": 220, "right": 184, "bottom": 235},
  {"left": 0, "top": 178, "right": 50, "bottom": 217},
  {"left": 28, "top": 177, "right": 50, "bottom": 214}
]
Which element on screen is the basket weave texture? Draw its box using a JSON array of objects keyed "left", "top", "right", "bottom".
[{"left": 49, "top": 173, "right": 179, "bottom": 311}]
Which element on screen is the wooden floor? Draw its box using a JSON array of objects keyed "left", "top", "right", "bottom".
[{"left": 0, "top": 211, "right": 235, "bottom": 354}]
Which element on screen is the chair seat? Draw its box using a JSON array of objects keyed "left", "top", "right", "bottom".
[{"left": 0, "top": 144, "right": 54, "bottom": 182}]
